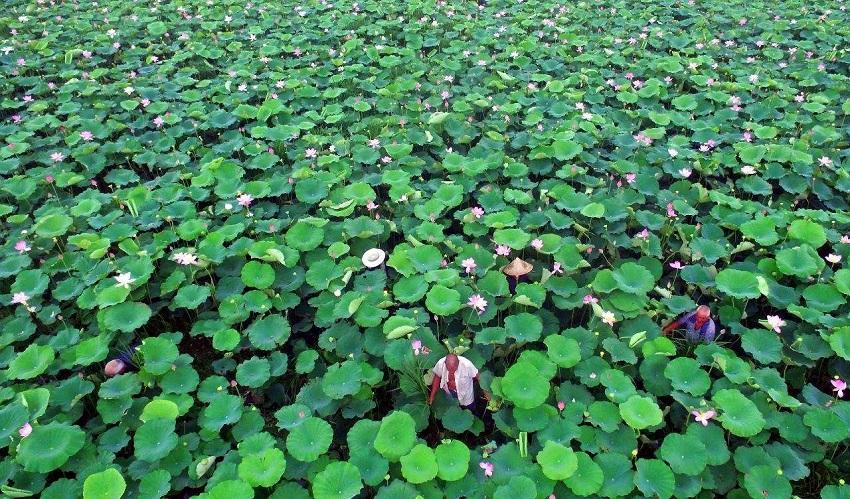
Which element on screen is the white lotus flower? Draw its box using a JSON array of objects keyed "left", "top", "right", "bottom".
[{"left": 362, "top": 248, "right": 386, "bottom": 268}]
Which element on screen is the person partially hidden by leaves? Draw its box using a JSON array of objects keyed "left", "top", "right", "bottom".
[
  {"left": 662, "top": 305, "right": 716, "bottom": 343},
  {"left": 104, "top": 341, "right": 140, "bottom": 377},
  {"left": 428, "top": 353, "right": 489, "bottom": 411}
]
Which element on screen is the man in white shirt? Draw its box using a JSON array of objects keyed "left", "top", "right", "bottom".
[{"left": 427, "top": 353, "right": 488, "bottom": 410}]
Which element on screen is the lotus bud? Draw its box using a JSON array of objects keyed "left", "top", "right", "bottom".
[{"left": 104, "top": 359, "right": 126, "bottom": 377}]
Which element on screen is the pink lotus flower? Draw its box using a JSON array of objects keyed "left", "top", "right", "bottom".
[
  {"left": 741, "top": 165, "right": 756, "bottom": 175},
  {"left": 80, "top": 131, "right": 94, "bottom": 141},
  {"left": 766, "top": 315, "right": 785, "bottom": 333},
  {"left": 742, "top": 131, "right": 752, "bottom": 142},
  {"left": 153, "top": 116, "right": 164, "bottom": 128},
  {"left": 601, "top": 310, "right": 616, "bottom": 326},
  {"left": 237, "top": 193, "right": 253, "bottom": 207},
  {"left": 819, "top": 156, "right": 833, "bottom": 167},
  {"left": 471, "top": 206, "right": 484, "bottom": 219},
  {"left": 668, "top": 148, "right": 679, "bottom": 158},
  {"left": 366, "top": 201, "right": 379, "bottom": 211},
  {"left": 172, "top": 252, "right": 199, "bottom": 266},
  {"left": 368, "top": 138, "right": 381, "bottom": 149},
  {"left": 557, "top": 401, "right": 565, "bottom": 411},
  {"left": 18, "top": 423, "right": 32, "bottom": 438},
  {"left": 468, "top": 294, "right": 487, "bottom": 314},
  {"left": 692, "top": 409, "right": 716, "bottom": 426},
  {"left": 826, "top": 254, "right": 842, "bottom": 264},
  {"left": 14, "top": 240, "right": 30, "bottom": 253},
  {"left": 495, "top": 245, "right": 510, "bottom": 256},
  {"left": 842, "top": 235, "right": 850, "bottom": 244},
  {"left": 669, "top": 261, "right": 682, "bottom": 269},
  {"left": 625, "top": 173, "right": 636, "bottom": 184},
  {"left": 832, "top": 378, "right": 846, "bottom": 398},
  {"left": 479, "top": 461, "right": 494, "bottom": 477},
  {"left": 531, "top": 239, "right": 544, "bottom": 250},
  {"left": 11, "top": 292, "right": 29, "bottom": 305},
  {"left": 412, "top": 340, "right": 423, "bottom": 355},
  {"left": 636, "top": 228, "right": 650, "bottom": 240},
  {"left": 50, "top": 152, "right": 65, "bottom": 162},
  {"left": 552, "top": 263, "right": 563, "bottom": 274},
  {"left": 583, "top": 294, "right": 598, "bottom": 304},
  {"left": 305, "top": 148, "right": 318, "bottom": 159},
  {"left": 679, "top": 168, "right": 692, "bottom": 178},
  {"left": 461, "top": 258, "right": 477, "bottom": 274},
  {"left": 666, "top": 203, "right": 677, "bottom": 218}
]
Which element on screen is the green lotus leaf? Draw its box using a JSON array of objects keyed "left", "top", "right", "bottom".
[
  {"left": 613, "top": 262, "right": 655, "bottom": 294},
  {"left": 102, "top": 302, "right": 152, "bottom": 333},
  {"left": 505, "top": 312, "right": 543, "bottom": 342},
  {"left": 596, "top": 453, "right": 635, "bottom": 497},
  {"left": 200, "top": 394, "right": 243, "bottom": 432},
  {"left": 501, "top": 362, "right": 549, "bottom": 409},
  {"left": 544, "top": 335, "right": 581, "bottom": 368},
  {"left": 493, "top": 228, "right": 531, "bottom": 249},
  {"left": 400, "top": 444, "right": 438, "bottom": 484},
  {"left": 828, "top": 327, "right": 850, "bottom": 360},
  {"left": 803, "top": 408, "right": 850, "bottom": 443},
  {"left": 744, "top": 465, "right": 792, "bottom": 499},
  {"left": 634, "top": 459, "right": 675, "bottom": 499},
  {"left": 140, "top": 399, "right": 179, "bottom": 422},
  {"left": 208, "top": 480, "right": 254, "bottom": 499},
  {"left": 286, "top": 416, "right": 332, "bottom": 462},
  {"left": 564, "top": 451, "right": 604, "bottom": 496},
  {"left": 435, "top": 440, "right": 470, "bottom": 481},
  {"left": 788, "top": 219, "right": 827, "bottom": 248},
  {"left": 134, "top": 419, "right": 178, "bottom": 462},
  {"left": 741, "top": 329, "right": 783, "bottom": 364},
  {"left": 536, "top": 441, "right": 578, "bottom": 480},
  {"left": 775, "top": 245, "right": 823, "bottom": 278},
  {"left": 663, "top": 357, "right": 710, "bottom": 395},
  {"left": 236, "top": 357, "right": 272, "bottom": 388},
  {"left": 715, "top": 268, "right": 761, "bottom": 299},
  {"left": 312, "top": 461, "right": 362, "bottom": 499},
  {"left": 425, "top": 285, "right": 461, "bottom": 316},
  {"left": 238, "top": 447, "right": 286, "bottom": 487},
  {"left": 834, "top": 269, "right": 850, "bottom": 295},
  {"left": 83, "top": 468, "right": 126, "bottom": 499},
  {"left": 659, "top": 433, "right": 707, "bottom": 475},
  {"left": 713, "top": 389, "right": 765, "bottom": 437},
  {"left": 551, "top": 139, "right": 583, "bottom": 160},
  {"left": 35, "top": 213, "right": 73, "bottom": 237},
  {"left": 7, "top": 344, "right": 54, "bottom": 380},
  {"left": 140, "top": 337, "right": 179, "bottom": 376},
  {"left": 321, "top": 360, "right": 363, "bottom": 399},
  {"left": 246, "top": 314, "right": 291, "bottom": 350},
  {"left": 619, "top": 395, "right": 663, "bottom": 430},
  {"left": 16, "top": 423, "right": 85, "bottom": 472},
  {"left": 373, "top": 411, "right": 416, "bottom": 461}
]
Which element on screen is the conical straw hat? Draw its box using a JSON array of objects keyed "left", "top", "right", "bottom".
[{"left": 502, "top": 257, "right": 532, "bottom": 277}]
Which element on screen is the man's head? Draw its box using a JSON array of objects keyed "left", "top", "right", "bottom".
[
  {"left": 445, "top": 354, "right": 459, "bottom": 373},
  {"left": 696, "top": 305, "right": 710, "bottom": 319}
]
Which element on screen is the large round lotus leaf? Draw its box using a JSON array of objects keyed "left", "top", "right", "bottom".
[
  {"left": 435, "top": 440, "right": 470, "bottom": 481},
  {"left": 536, "top": 441, "right": 577, "bottom": 480},
  {"left": 787, "top": 219, "right": 827, "bottom": 248},
  {"left": 392, "top": 276, "right": 429, "bottom": 303},
  {"left": 407, "top": 245, "right": 442, "bottom": 272},
  {"left": 312, "top": 461, "right": 363, "bottom": 499},
  {"left": 140, "top": 399, "right": 179, "bottom": 422},
  {"left": 236, "top": 357, "right": 272, "bottom": 387},
  {"left": 634, "top": 459, "right": 675, "bottom": 499},
  {"left": 544, "top": 335, "right": 581, "bottom": 368},
  {"left": 140, "top": 337, "right": 179, "bottom": 375},
  {"left": 238, "top": 447, "right": 286, "bottom": 487},
  {"left": 803, "top": 408, "right": 850, "bottom": 443},
  {"left": 744, "top": 465, "right": 792, "bottom": 499},
  {"left": 775, "top": 245, "right": 823, "bottom": 278},
  {"left": 400, "top": 444, "right": 438, "bottom": 484},
  {"left": 0, "top": 403, "right": 29, "bottom": 445},
  {"left": 200, "top": 394, "right": 244, "bottom": 432},
  {"left": 663, "top": 357, "right": 710, "bottom": 396},
  {"left": 322, "top": 361, "right": 363, "bottom": 399},
  {"left": 173, "top": 284, "right": 210, "bottom": 308},
  {"left": 829, "top": 327, "right": 850, "bottom": 360},
  {"left": 35, "top": 213, "right": 73, "bottom": 237},
  {"left": 563, "top": 452, "right": 604, "bottom": 496},
  {"left": 241, "top": 261, "right": 275, "bottom": 288},
  {"left": 209, "top": 480, "right": 254, "bottom": 499},
  {"left": 505, "top": 312, "right": 543, "bottom": 342},
  {"left": 613, "top": 262, "right": 655, "bottom": 294},
  {"left": 714, "top": 269, "right": 761, "bottom": 299},
  {"left": 834, "top": 269, "right": 850, "bottom": 295},
  {"left": 285, "top": 221, "right": 324, "bottom": 251},
  {"left": 425, "top": 285, "right": 461, "bottom": 316},
  {"left": 134, "top": 419, "right": 178, "bottom": 462},
  {"left": 658, "top": 433, "right": 707, "bottom": 475},
  {"left": 595, "top": 453, "right": 635, "bottom": 497},
  {"left": 16, "top": 423, "right": 85, "bottom": 472},
  {"left": 493, "top": 228, "right": 531, "bottom": 249},
  {"left": 740, "top": 217, "right": 779, "bottom": 246},
  {"left": 741, "top": 329, "right": 783, "bottom": 364},
  {"left": 441, "top": 405, "right": 474, "bottom": 433},
  {"left": 274, "top": 404, "right": 311, "bottom": 430},
  {"left": 494, "top": 476, "right": 537, "bottom": 499},
  {"left": 713, "top": 389, "right": 765, "bottom": 437},
  {"left": 7, "top": 344, "right": 54, "bottom": 380},
  {"left": 83, "top": 468, "right": 126, "bottom": 499},
  {"left": 802, "top": 283, "right": 844, "bottom": 312},
  {"left": 501, "top": 362, "right": 550, "bottom": 409},
  {"left": 552, "top": 139, "right": 583, "bottom": 160},
  {"left": 373, "top": 411, "right": 416, "bottom": 461},
  {"left": 247, "top": 314, "right": 291, "bottom": 350},
  {"left": 102, "top": 301, "right": 152, "bottom": 333},
  {"left": 138, "top": 470, "right": 171, "bottom": 498},
  {"left": 286, "top": 417, "right": 332, "bottom": 462},
  {"left": 619, "top": 395, "right": 663, "bottom": 430}
]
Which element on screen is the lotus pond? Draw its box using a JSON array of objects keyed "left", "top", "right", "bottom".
[{"left": 3, "top": 0, "right": 850, "bottom": 497}]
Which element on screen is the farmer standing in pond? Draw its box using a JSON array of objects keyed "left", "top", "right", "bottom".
[
  {"left": 662, "top": 305, "right": 717, "bottom": 343},
  {"left": 428, "top": 353, "right": 488, "bottom": 410}
]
